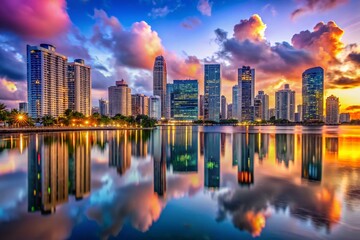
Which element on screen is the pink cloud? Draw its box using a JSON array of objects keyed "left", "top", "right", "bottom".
[
  {"left": 0, "top": 0, "right": 71, "bottom": 39},
  {"left": 197, "top": 0, "right": 212, "bottom": 16}
]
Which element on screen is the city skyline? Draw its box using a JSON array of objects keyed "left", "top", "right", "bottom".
[{"left": 1, "top": 0, "right": 360, "bottom": 119}]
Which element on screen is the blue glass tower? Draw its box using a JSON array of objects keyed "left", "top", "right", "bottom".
[
  {"left": 302, "top": 67, "right": 324, "bottom": 121},
  {"left": 171, "top": 80, "right": 198, "bottom": 120},
  {"left": 238, "top": 66, "right": 255, "bottom": 122},
  {"left": 204, "top": 64, "right": 221, "bottom": 122}
]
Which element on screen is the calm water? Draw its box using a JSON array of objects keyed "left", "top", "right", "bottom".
[{"left": 0, "top": 126, "right": 360, "bottom": 239}]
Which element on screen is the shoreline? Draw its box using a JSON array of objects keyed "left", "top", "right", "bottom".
[{"left": 0, "top": 126, "right": 156, "bottom": 134}]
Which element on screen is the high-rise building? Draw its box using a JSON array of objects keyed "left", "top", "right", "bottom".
[
  {"left": 27, "top": 44, "right": 68, "bottom": 118},
  {"left": 302, "top": 67, "right": 324, "bottom": 121},
  {"left": 254, "top": 99, "right": 262, "bottom": 121},
  {"left": 275, "top": 84, "right": 295, "bottom": 121},
  {"left": 232, "top": 85, "right": 238, "bottom": 120},
  {"left": 238, "top": 66, "right": 255, "bottom": 122},
  {"left": 221, "top": 95, "right": 227, "bottom": 120},
  {"left": 153, "top": 56, "right": 167, "bottom": 118},
  {"left": 172, "top": 80, "right": 199, "bottom": 120},
  {"left": 227, "top": 104, "right": 233, "bottom": 119},
  {"left": 165, "top": 83, "right": 174, "bottom": 119},
  {"left": 99, "top": 98, "right": 109, "bottom": 116},
  {"left": 149, "top": 96, "right": 161, "bottom": 120},
  {"left": 19, "top": 102, "right": 28, "bottom": 113},
  {"left": 131, "top": 94, "right": 149, "bottom": 116},
  {"left": 339, "top": 113, "right": 350, "bottom": 123},
  {"left": 296, "top": 104, "right": 303, "bottom": 122},
  {"left": 108, "top": 80, "right": 131, "bottom": 117},
  {"left": 326, "top": 95, "right": 339, "bottom": 124},
  {"left": 67, "top": 59, "right": 91, "bottom": 116},
  {"left": 204, "top": 64, "right": 221, "bottom": 122},
  {"left": 269, "top": 108, "right": 276, "bottom": 119},
  {"left": 256, "top": 91, "right": 269, "bottom": 120},
  {"left": 199, "top": 95, "right": 204, "bottom": 119}
]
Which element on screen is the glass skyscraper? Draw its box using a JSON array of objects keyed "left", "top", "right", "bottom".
[
  {"left": 232, "top": 85, "right": 238, "bottom": 120},
  {"left": 238, "top": 66, "right": 255, "bottom": 122},
  {"left": 172, "top": 80, "right": 198, "bottom": 120},
  {"left": 204, "top": 64, "right": 221, "bottom": 122},
  {"left": 302, "top": 67, "right": 324, "bottom": 121},
  {"left": 153, "top": 56, "right": 167, "bottom": 118},
  {"left": 166, "top": 83, "right": 174, "bottom": 119}
]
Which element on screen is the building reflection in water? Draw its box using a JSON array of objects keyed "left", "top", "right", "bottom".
[
  {"left": 130, "top": 130, "right": 150, "bottom": 158},
  {"left": 255, "top": 133, "right": 269, "bottom": 162},
  {"left": 302, "top": 134, "right": 323, "bottom": 182},
  {"left": 68, "top": 132, "right": 91, "bottom": 200},
  {"left": 152, "top": 129, "right": 167, "bottom": 196},
  {"left": 275, "top": 134, "right": 294, "bottom": 168},
  {"left": 237, "top": 134, "right": 255, "bottom": 186},
  {"left": 167, "top": 127, "right": 198, "bottom": 172},
  {"left": 325, "top": 137, "right": 338, "bottom": 153},
  {"left": 204, "top": 132, "right": 220, "bottom": 189},
  {"left": 28, "top": 133, "right": 92, "bottom": 214},
  {"left": 109, "top": 131, "right": 131, "bottom": 175},
  {"left": 28, "top": 134, "right": 69, "bottom": 214}
]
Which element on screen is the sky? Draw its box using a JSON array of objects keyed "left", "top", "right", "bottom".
[{"left": 0, "top": 0, "right": 360, "bottom": 118}]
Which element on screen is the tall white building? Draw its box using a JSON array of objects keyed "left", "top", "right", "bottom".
[
  {"left": 275, "top": 84, "right": 295, "bottom": 122},
  {"left": 326, "top": 95, "right": 339, "bottom": 124},
  {"left": 150, "top": 96, "right": 161, "bottom": 120},
  {"left": 67, "top": 59, "right": 91, "bottom": 116},
  {"left": 256, "top": 91, "right": 269, "bottom": 120},
  {"left": 108, "top": 80, "right": 131, "bottom": 117},
  {"left": 27, "top": 44, "right": 68, "bottom": 118}
]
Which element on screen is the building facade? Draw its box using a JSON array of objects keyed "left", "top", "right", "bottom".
[
  {"left": 153, "top": 56, "right": 167, "bottom": 118},
  {"left": 27, "top": 44, "right": 68, "bottom": 118},
  {"left": 165, "top": 83, "right": 173, "bottom": 119},
  {"left": 302, "top": 67, "right": 324, "bottom": 121},
  {"left": 275, "top": 84, "right": 295, "bottom": 121},
  {"left": 149, "top": 96, "right": 161, "bottom": 120},
  {"left": 227, "top": 104, "right": 233, "bottom": 119},
  {"left": 238, "top": 66, "right": 255, "bottom": 122},
  {"left": 204, "top": 64, "right": 221, "bottom": 122},
  {"left": 221, "top": 95, "right": 227, "bottom": 120},
  {"left": 254, "top": 99, "right": 262, "bottom": 121},
  {"left": 19, "top": 102, "right": 28, "bottom": 113},
  {"left": 131, "top": 94, "right": 149, "bottom": 116},
  {"left": 326, "top": 95, "right": 339, "bottom": 124},
  {"left": 171, "top": 80, "right": 198, "bottom": 120},
  {"left": 108, "top": 80, "right": 131, "bottom": 117},
  {"left": 67, "top": 59, "right": 91, "bottom": 116},
  {"left": 256, "top": 91, "right": 269, "bottom": 120},
  {"left": 232, "top": 85, "right": 238, "bottom": 120},
  {"left": 99, "top": 99, "right": 109, "bottom": 116},
  {"left": 199, "top": 95, "right": 204, "bottom": 119},
  {"left": 339, "top": 113, "right": 350, "bottom": 123}
]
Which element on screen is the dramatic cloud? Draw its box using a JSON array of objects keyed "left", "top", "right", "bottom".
[
  {"left": 330, "top": 76, "right": 360, "bottom": 89},
  {"left": 0, "top": 0, "right": 70, "bottom": 39},
  {"left": 0, "top": 46, "right": 26, "bottom": 81},
  {"left": 181, "top": 17, "right": 202, "bottom": 29},
  {"left": 347, "top": 52, "right": 360, "bottom": 65},
  {"left": 345, "top": 105, "right": 360, "bottom": 111},
  {"left": 292, "top": 21, "right": 344, "bottom": 64},
  {"left": 92, "top": 9, "right": 164, "bottom": 70},
  {"left": 291, "top": 0, "right": 348, "bottom": 19},
  {"left": 233, "top": 14, "right": 266, "bottom": 42},
  {"left": 197, "top": 0, "right": 212, "bottom": 16}
]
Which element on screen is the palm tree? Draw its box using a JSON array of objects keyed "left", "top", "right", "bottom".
[{"left": 41, "top": 115, "right": 56, "bottom": 126}]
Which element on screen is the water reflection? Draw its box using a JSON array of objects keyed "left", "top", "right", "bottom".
[
  {"left": 302, "top": 134, "right": 322, "bottom": 182},
  {"left": 1, "top": 126, "right": 360, "bottom": 239}
]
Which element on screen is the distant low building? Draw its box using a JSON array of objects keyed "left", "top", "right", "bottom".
[
  {"left": 19, "top": 102, "right": 28, "bottom": 113},
  {"left": 150, "top": 96, "right": 161, "bottom": 120},
  {"left": 99, "top": 98, "right": 109, "bottom": 116},
  {"left": 339, "top": 113, "right": 350, "bottom": 123},
  {"left": 91, "top": 106, "right": 99, "bottom": 114}
]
